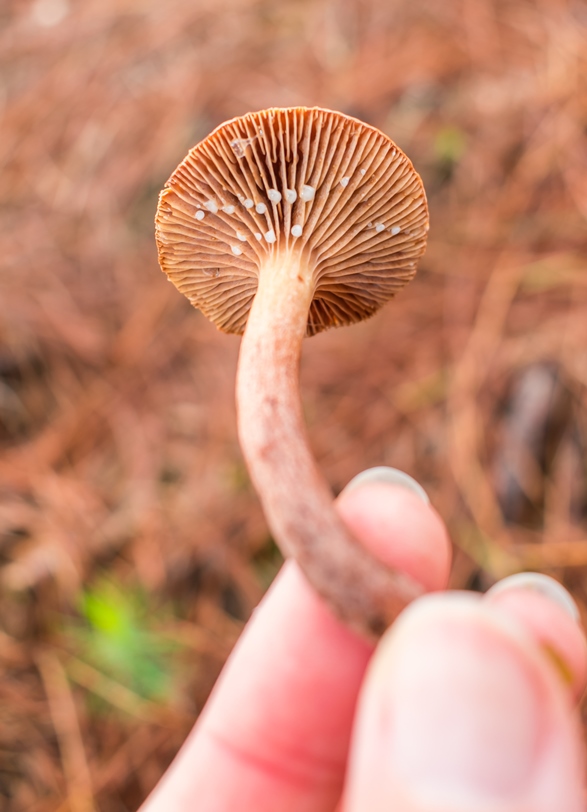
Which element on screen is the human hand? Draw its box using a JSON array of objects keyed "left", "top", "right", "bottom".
[{"left": 141, "top": 469, "right": 586, "bottom": 812}]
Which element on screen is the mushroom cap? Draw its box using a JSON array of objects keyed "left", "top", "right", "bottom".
[{"left": 155, "top": 107, "right": 429, "bottom": 337}]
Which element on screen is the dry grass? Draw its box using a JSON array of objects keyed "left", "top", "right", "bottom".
[{"left": 1, "top": 0, "right": 586, "bottom": 808}]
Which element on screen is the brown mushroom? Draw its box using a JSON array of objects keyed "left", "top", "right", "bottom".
[{"left": 155, "top": 107, "right": 429, "bottom": 639}]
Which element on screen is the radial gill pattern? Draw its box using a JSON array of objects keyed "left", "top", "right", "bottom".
[{"left": 155, "top": 107, "right": 429, "bottom": 336}]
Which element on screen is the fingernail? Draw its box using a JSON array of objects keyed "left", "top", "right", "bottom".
[
  {"left": 486, "top": 573, "right": 579, "bottom": 622},
  {"left": 342, "top": 466, "right": 429, "bottom": 504},
  {"left": 351, "top": 595, "right": 551, "bottom": 809}
]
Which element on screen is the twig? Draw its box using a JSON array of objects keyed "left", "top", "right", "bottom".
[{"left": 36, "top": 649, "right": 95, "bottom": 812}]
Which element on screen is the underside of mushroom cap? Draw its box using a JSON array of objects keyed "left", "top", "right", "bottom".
[{"left": 155, "top": 107, "right": 429, "bottom": 337}]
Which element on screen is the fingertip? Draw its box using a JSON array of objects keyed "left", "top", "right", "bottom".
[
  {"left": 485, "top": 585, "right": 587, "bottom": 701},
  {"left": 344, "top": 593, "right": 585, "bottom": 812},
  {"left": 336, "top": 482, "right": 452, "bottom": 593}
]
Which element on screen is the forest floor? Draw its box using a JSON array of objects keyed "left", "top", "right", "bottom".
[{"left": 1, "top": 0, "right": 587, "bottom": 809}]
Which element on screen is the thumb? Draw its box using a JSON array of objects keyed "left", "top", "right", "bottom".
[{"left": 343, "top": 592, "right": 585, "bottom": 812}]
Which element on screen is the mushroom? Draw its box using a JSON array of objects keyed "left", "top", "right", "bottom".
[{"left": 155, "top": 107, "right": 429, "bottom": 638}]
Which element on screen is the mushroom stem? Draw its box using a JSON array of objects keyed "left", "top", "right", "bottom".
[{"left": 236, "top": 251, "right": 423, "bottom": 639}]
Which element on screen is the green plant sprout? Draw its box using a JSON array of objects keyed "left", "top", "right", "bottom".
[{"left": 72, "top": 577, "right": 179, "bottom": 704}]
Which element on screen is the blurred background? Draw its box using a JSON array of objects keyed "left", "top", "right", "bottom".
[{"left": 1, "top": 0, "right": 587, "bottom": 808}]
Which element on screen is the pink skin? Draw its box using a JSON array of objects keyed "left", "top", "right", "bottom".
[
  {"left": 140, "top": 483, "right": 586, "bottom": 812},
  {"left": 484, "top": 587, "right": 587, "bottom": 701}
]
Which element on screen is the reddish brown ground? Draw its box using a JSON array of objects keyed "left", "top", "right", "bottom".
[{"left": 1, "top": 1, "right": 586, "bottom": 809}]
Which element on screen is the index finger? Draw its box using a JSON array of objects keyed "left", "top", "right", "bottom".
[{"left": 141, "top": 477, "right": 451, "bottom": 812}]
